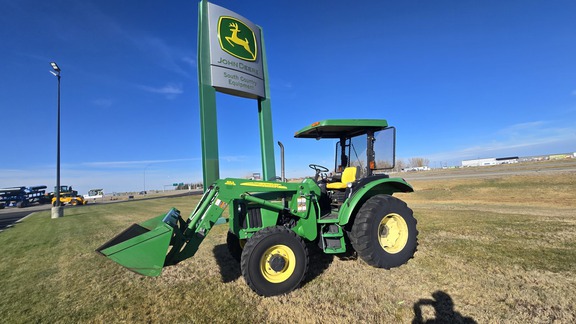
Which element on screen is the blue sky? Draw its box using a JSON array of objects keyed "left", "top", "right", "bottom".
[{"left": 1, "top": 0, "right": 575, "bottom": 194}]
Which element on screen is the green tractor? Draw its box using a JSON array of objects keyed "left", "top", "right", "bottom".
[{"left": 97, "top": 119, "right": 418, "bottom": 296}]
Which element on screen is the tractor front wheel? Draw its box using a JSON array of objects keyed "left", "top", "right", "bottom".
[
  {"left": 351, "top": 194, "right": 418, "bottom": 269},
  {"left": 241, "top": 226, "right": 309, "bottom": 296}
]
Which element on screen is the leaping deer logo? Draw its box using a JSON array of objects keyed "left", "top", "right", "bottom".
[
  {"left": 218, "top": 17, "right": 257, "bottom": 61},
  {"left": 225, "top": 22, "right": 256, "bottom": 60}
]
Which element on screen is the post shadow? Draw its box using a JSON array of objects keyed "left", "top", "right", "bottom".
[{"left": 412, "top": 290, "right": 477, "bottom": 324}]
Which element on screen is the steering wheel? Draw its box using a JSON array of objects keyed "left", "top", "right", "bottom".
[{"left": 309, "top": 164, "right": 329, "bottom": 181}]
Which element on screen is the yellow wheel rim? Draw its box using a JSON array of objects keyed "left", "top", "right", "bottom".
[
  {"left": 378, "top": 213, "right": 409, "bottom": 254},
  {"left": 260, "top": 244, "right": 296, "bottom": 283}
]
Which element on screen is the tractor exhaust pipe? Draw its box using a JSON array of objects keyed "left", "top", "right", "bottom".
[{"left": 278, "top": 141, "right": 285, "bottom": 182}]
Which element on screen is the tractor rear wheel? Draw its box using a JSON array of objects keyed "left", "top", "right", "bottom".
[
  {"left": 241, "top": 226, "right": 309, "bottom": 296},
  {"left": 351, "top": 194, "right": 418, "bottom": 269}
]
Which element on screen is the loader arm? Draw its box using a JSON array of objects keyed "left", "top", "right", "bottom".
[
  {"left": 97, "top": 177, "right": 320, "bottom": 276},
  {"left": 164, "top": 184, "right": 230, "bottom": 265},
  {"left": 166, "top": 177, "right": 318, "bottom": 264}
]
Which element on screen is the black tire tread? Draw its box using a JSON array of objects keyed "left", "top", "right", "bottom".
[
  {"left": 240, "top": 226, "right": 309, "bottom": 296},
  {"left": 351, "top": 195, "right": 418, "bottom": 269}
]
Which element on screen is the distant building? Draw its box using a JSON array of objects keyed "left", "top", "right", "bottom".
[
  {"left": 462, "top": 158, "right": 496, "bottom": 167},
  {"left": 549, "top": 154, "right": 573, "bottom": 160},
  {"left": 462, "top": 156, "right": 518, "bottom": 167},
  {"left": 402, "top": 166, "right": 431, "bottom": 172},
  {"left": 463, "top": 153, "right": 574, "bottom": 167},
  {"left": 496, "top": 157, "right": 519, "bottom": 164}
]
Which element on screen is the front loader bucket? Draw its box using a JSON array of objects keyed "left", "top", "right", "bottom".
[
  {"left": 97, "top": 186, "right": 226, "bottom": 277},
  {"left": 96, "top": 209, "right": 181, "bottom": 276}
]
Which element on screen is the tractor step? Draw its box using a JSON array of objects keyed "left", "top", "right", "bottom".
[
  {"left": 320, "top": 224, "right": 346, "bottom": 254},
  {"left": 318, "top": 212, "right": 339, "bottom": 224}
]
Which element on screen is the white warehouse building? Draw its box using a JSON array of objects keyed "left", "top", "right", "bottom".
[
  {"left": 462, "top": 158, "right": 497, "bottom": 167},
  {"left": 462, "top": 157, "right": 518, "bottom": 167}
]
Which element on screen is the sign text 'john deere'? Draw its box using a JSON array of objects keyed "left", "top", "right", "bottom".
[{"left": 208, "top": 3, "right": 264, "bottom": 98}]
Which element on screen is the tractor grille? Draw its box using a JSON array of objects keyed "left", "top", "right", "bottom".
[{"left": 241, "top": 208, "right": 263, "bottom": 229}]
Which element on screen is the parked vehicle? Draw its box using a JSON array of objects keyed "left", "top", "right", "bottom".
[
  {"left": 0, "top": 186, "right": 50, "bottom": 208},
  {"left": 84, "top": 189, "right": 104, "bottom": 203},
  {"left": 51, "top": 185, "right": 87, "bottom": 206}
]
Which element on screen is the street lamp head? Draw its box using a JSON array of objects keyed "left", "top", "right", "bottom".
[{"left": 50, "top": 62, "right": 61, "bottom": 73}]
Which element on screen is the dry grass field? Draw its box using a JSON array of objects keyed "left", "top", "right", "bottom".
[{"left": 1, "top": 161, "right": 575, "bottom": 323}]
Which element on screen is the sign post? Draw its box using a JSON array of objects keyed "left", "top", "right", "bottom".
[
  {"left": 198, "top": 0, "right": 219, "bottom": 189},
  {"left": 197, "top": 0, "right": 276, "bottom": 189}
]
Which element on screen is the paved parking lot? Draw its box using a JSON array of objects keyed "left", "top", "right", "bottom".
[
  {"left": 0, "top": 190, "right": 200, "bottom": 231},
  {"left": 0, "top": 204, "right": 50, "bottom": 231}
]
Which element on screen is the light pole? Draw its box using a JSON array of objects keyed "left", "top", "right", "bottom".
[
  {"left": 143, "top": 164, "right": 151, "bottom": 194},
  {"left": 50, "top": 62, "right": 63, "bottom": 218}
]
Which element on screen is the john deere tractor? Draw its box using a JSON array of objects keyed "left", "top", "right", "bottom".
[{"left": 97, "top": 119, "right": 418, "bottom": 296}]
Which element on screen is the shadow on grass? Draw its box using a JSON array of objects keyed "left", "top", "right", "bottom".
[
  {"left": 412, "top": 290, "right": 477, "bottom": 324},
  {"left": 212, "top": 242, "right": 335, "bottom": 287},
  {"left": 213, "top": 244, "right": 241, "bottom": 283},
  {"left": 302, "top": 242, "right": 334, "bottom": 285}
]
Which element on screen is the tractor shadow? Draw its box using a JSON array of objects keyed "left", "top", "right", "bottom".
[
  {"left": 212, "top": 242, "right": 334, "bottom": 286},
  {"left": 213, "top": 244, "right": 241, "bottom": 283},
  {"left": 302, "top": 242, "right": 334, "bottom": 285},
  {"left": 412, "top": 290, "right": 477, "bottom": 324}
]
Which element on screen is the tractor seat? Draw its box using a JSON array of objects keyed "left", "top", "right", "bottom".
[{"left": 326, "top": 167, "right": 357, "bottom": 190}]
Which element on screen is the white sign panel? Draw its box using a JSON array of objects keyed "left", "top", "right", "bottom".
[{"left": 207, "top": 2, "right": 265, "bottom": 99}]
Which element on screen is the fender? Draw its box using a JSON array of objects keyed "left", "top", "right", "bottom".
[{"left": 338, "top": 177, "right": 414, "bottom": 226}]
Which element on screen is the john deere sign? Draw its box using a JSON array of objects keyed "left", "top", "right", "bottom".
[
  {"left": 197, "top": 0, "right": 276, "bottom": 190},
  {"left": 207, "top": 2, "right": 264, "bottom": 98}
]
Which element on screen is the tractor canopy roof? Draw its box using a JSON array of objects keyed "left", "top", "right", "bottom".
[{"left": 294, "top": 119, "right": 389, "bottom": 139}]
